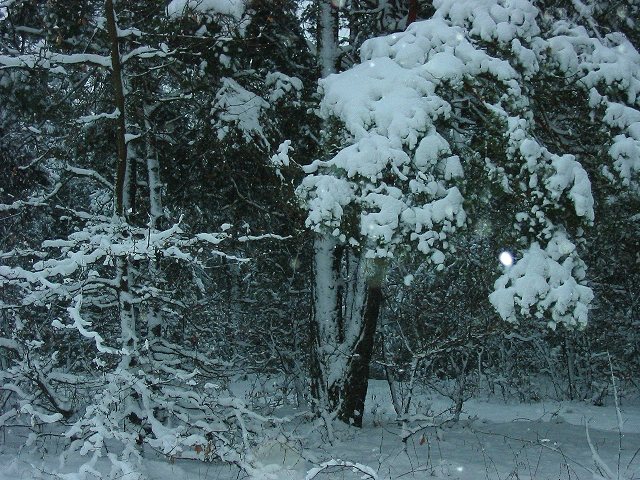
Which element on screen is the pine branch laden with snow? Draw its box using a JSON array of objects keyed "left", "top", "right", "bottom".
[
  {"left": 298, "top": 53, "right": 467, "bottom": 263},
  {"left": 213, "top": 72, "right": 304, "bottom": 151},
  {"left": 301, "top": 0, "right": 640, "bottom": 331},
  {"left": 212, "top": 77, "right": 271, "bottom": 147},
  {"left": 489, "top": 230, "right": 594, "bottom": 330},
  {"left": 0, "top": 1, "right": 306, "bottom": 478},
  {"left": 0, "top": 215, "right": 293, "bottom": 478},
  {"left": 166, "top": 0, "right": 246, "bottom": 21}
]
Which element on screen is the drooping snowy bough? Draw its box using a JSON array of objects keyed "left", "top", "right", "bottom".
[
  {"left": 0, "top": 1, "right": 298, "bottom": 478},
  {"left": 297, "top": 0, "right": 640, "bottom": 425}
]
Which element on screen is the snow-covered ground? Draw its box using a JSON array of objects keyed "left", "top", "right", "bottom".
[{"left": 1, "top": 380, "right": 638, "bottom": 479}]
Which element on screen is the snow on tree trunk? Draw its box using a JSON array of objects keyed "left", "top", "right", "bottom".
[
  {"left": 310, "top": 233, "right": 385, "bottom": 426},
  {"left": 310, "top": 0, "right": 345, "bottom": 426},
  {"left": 298, "top": 0, "right": 640, "bottom": 424},
  {"left": 144, "top": 108, "right": 163, "bottom": 229},
  {"left": 309, "top": 235, "right": 341, "bottom": 413},
  {"left": 106, "top": 0, "right": 137, "bottom": 367},
  {"left": 144, "top": 105, "right": 164, "bottom": 340},
  {"left": 304, "top": 1, "right": 467, "bottom": 427},
  {"left": 319, "top": 0, "right": 338, "bottom": 78},
  {"left": 309, "top": 0, "right": 385, "bottom": 427}
]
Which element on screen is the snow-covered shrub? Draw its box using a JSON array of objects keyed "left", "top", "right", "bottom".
[{"left": 0, "top": 215, "right": 294, "bottom": 477}]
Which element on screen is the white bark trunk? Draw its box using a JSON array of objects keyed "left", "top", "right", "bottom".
[
  {"left": 311, "top": 235, "right": 342, "bottom": 412},
  {"left": 144, "top": 107, "right": 163, "bottom": 228},
  {"left": 312, "top": 0, "right": 341, "bottom": 410},
  {"left": 319, "top": 0, "right": 338, "bottom": 78},
  {"left": 144, "top": 107, "right": 164, "bottom": 341},
  {"left": 106, "top": 0, "right": 137, "bottom": 366},
  {"left": 117, "top": 256, "right": 137, "bottom": 368}
]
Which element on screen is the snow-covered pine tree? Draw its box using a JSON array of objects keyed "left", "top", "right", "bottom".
[
  {"left": 534, "top": 0, "right": 640, "bottom": 398},
  {"left": 298, "top": 0, "right": 640, "bottom": 426},
  {"left": 1, "top": 0, "right": 306, "bottom": 476},
  {"left": 345, "top": 0, "right": 435, "bottom": 66}
]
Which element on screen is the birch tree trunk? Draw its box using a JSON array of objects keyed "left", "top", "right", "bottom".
[
  {"left": 144, "top": 103, "right": 164, "bottom": 342},
  {"left": 319, "top": 0, "right": 338, "bottom": 78},
  {"left": 310, "top": 235, "right": 342, "bottom": 414},
  {"left": 310, "top": 1, "right": 340, "bottom": 420}
]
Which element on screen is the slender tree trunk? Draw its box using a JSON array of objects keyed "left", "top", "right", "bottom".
[
  {"left": 144, "top": 106, "right": 163, "bottom": 229},
  {"left": 338, "top": 282, "right": 382, "bottom": 426},
  {"left": 106, "top": 0, "right": 136, "bottom": 366},
  {"left": 124, "top": 146, "right": 137, "bottom": 217},
  {"left": 144, "top": 104, "right": 164, "bottom": 341},
  {"left": 106, "top": 0, "right": 128, "bottom": 219},
  {"left": 310, "top": 1, "right": 341, "bottom": 420},
  {"left": 310, "top": 235, "right": 342, "bottom": 412},
  {"left": 319, "top": 0, "right": 338, "bottom": 78}
]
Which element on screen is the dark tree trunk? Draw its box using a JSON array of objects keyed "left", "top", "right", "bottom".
[
  {"left": 407, "top": 0, "right": 418, "bottom": 25},
  {"left": 105, "top": 0, "right": 137, "bottom": 368},
  {"left": 105, "top": 0, "right": 128, "bottom": 218},
  {"left": 337, "top": 284, "right": 383, "bottom": 427}
]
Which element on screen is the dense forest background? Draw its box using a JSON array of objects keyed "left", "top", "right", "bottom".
[{"left": 0, "top": 0, "right": 639, "bottom": 478}]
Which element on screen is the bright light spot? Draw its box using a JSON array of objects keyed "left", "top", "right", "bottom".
[
  {"left": 499, "top": 251, "right": 514, "bottom": 267},
  {"left": 369, "top": 61, "right": 376, "bottom": 68},
  {"left": 456, "top": 466, "right": 464, "bottom": 472},
  {"left": 456, "top": 33, "right": 464, "bottom": 41}
]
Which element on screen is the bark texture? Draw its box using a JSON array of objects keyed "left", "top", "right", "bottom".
[
  {"left": 337, "top": 283, "right": 382, "bottom": 426},
  {"left": 105, "top": 0, "right": 128, "bottom": 218},
  {"left": 310, "top": 235, "right": 386, "bottom": 427},
  {"left": 106, "top": 0, "right": 136, "bottom": 366}
]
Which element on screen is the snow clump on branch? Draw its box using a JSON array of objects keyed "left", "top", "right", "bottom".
[{"left": 298, "top": 0, "right": 640, "bottom": 326}]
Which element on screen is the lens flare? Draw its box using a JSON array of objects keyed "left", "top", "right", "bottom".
[{"left": 499, "top": 251, "right": 514, "bottom": 267}]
